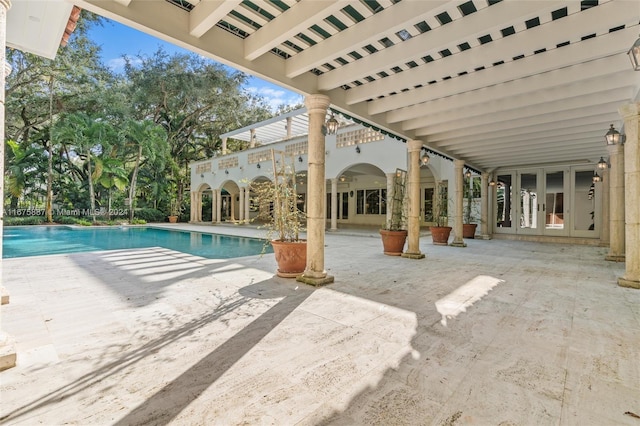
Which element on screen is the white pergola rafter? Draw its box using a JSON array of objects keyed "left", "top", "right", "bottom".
[
  {"left": 190, "top": 0, "right": 242, "bottom": 38},
  {"left": 317, "top": 0, "right": 557, "bottom": 91},
  {"left": 366, "top": 25, "right": 637, "bottom": 115}
]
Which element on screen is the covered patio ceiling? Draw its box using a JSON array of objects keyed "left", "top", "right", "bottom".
[{"left": 18, "top": 0, "right": 640, "bottom": 170}]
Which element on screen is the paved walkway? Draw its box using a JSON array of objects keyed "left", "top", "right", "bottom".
[{"left": 1, "top": 224, "right": 639, "bottom": 425}]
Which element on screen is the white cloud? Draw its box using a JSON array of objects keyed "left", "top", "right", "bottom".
[
  {"left": 107, "top": 55, "right": 143, "bottom": 73},
  {"left": 245, "top": 84, "right": 304, "bottom": 112}
]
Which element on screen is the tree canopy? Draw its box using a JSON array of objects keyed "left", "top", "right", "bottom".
[{"left": 4, "top": 11, "right": 281, "bottom": 223}]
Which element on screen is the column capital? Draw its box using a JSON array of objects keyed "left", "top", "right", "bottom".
[
  {"left": 618, "top": 102, "right": 640, "bottom": 119},
  {"left": 0, "top": 1, "right": 11, "bottom": 11},
  {"left": 304, "top": 94, "right": 330, "bottom": 114},
  {"left": 454, "top": 158, "right": 465, "bottom": 168},
  {"left": 407, "top": 139, "right": 422, "bottom": 152},
  {"left": 4, "top": 62, "right": 11, "bottom": 78}
]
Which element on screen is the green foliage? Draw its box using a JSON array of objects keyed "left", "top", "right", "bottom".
[
  {"left": 434, "top": 182, "right": 449, "bottom": 227},
  {"left": 130, "top": 219, "right": 147, "bottom": 225},
  {"left": 134, "top": 208, "right": 166, "bottom": 223},
  {"left": 3, "top": 216, "right": 46, "bottom": 226},
  {"left": 383, "top": 169, "right": 407, "bottom": 231}
]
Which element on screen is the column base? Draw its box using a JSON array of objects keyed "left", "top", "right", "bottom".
[
  {"left": 0, "top": 331, "right": 17, "bottom": 372},
  {"left": 480, "top": 234, "right": 492, "bottom": 240},
  {"left": 401, "top": 252, "right": 425, "bottom": 259},
  {"left": 1, "top": 286, "right": 9, "bottom": 305},
  {"left": 605, "top": 254, "right": 625, "bottom": 262},
  {"left": 450, "top": 241, "right": 467, "bottom": 247},
  {"left": 618, "top": 276, "right": 640, "bottom": 289},
  {"left": 297, "top": 274, "right": 334, "bottom": 287}
]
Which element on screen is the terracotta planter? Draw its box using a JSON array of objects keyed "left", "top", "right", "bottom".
[
  {"left": 271, "top": 239, "right": 307, "bottom": 278},
  {"left": 463, "top": 223, "right": 477, "bottom": 239},
  {"left": 430, "top": 226, "right": 452, "bottom": 245},
  {"left": 168, "top": 215, "right": 178, "bottom": 223},
  {"left": 379, "top": 229, "right": 408, "bottom": 256}
]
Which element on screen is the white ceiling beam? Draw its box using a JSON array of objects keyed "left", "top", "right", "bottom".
[
  {"left": 464, "top": 144, "right": 605, "bottom": 164},
  {"left": 113, "top": 0, "right": 131, "bottom": 6},
  {"left": 407, "top": 87, "right": 634, "bottom": 133},
  {"left": 244, "top": 0, "right": 344, "bottom": 61},
  {"left": 189, "top": 0, "right": 241, "bottom": 38},
  {"left": 453, "top": 135, "right": 607, "bottom": 157},
  {"left": 285, "top": 0, "right": 448, "bottom": 78},
  {"left": 418, "top": 101, "right": 624, "bottom": 140},
  {"left": 424, "top": 108, "right": 621, "bottom": 144},
  {"left": 318, "top": 0, "right": 560, "bottom": 91},
  {"left": 357, "top": 1, "right": 635, "bottom": 108},
  {"left": 367, "top": 26, "right": 637, "bottom": 115},
  {"left": 402, "top": 75, "right": 636, "bottom": 131},
  {"left": 386, "top": 56, "right": 631, "bottom": 124},
  {"left": 434, "top": 123, "right": 612, "bottom": 151}
]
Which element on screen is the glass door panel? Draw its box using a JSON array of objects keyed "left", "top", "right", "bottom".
[
  {"left": 572, "top": 169, "right": 599, "bottom": 238},
  {"left": 518, "top": 172, "right": 539, "bottom": 233},
  {"left": 495, "top": 173, "right": 514, "bottom": 233},
  {"left": 544, "top": 170, "right": 567, "bottom": 235}
]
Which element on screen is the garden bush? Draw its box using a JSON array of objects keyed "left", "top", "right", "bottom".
[{"left": 134, "top": 208, "right": 166, "bottom": 223}]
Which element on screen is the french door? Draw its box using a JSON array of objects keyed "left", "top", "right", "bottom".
[{"left": 493, "top": 166, "right": 600, "bottom": 238}]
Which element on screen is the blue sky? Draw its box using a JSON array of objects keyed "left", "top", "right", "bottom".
[{"left": 87, "top": 19, "right": 303, "bottom": 111}]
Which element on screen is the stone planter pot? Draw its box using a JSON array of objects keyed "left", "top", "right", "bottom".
[
  {"left": 379, "top": 229, "right": 408, "bottom": 256},
  {"left": 168, "top": 215, "right": 178, "bottom": 223},
  {"left": 430, "top": 226, "right": 452, "bottom": 245},
  {"left": 463, "top": 223, "right": 477, "bottom": 239},
  {"left": 271, "top": 240, "right": 307, "bottom": 278}
]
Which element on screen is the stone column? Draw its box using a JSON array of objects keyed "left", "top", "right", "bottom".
[
  {"left": 330, "top": 178, "right": 338, "bottom": 231},
  {"left": 606, "top": 142, "right": 625, "bottom": 261},
  {"left": 249, "top": 129, "right": 256, "bottom": 148},
  {"left": 189, "top": 191, "right": 196, "bottom": 222},
  {"left": 618, "top": 103, "right": 640, "bottom": 289},
  {"left": 451, "top": 159, "right": 466, "bottom": 247},
  {"left": 600, "top": 167, "right": 610, "bottom": 246},
  {"left": 244, "top": 186, "right": 251, "bottom": 224},
  {"left": 238, "top": 187, "right": 245, "bottom": 222},
  {"left": 286, "top": 117, "right": 292, "bottom": 139},
  {"left": 297, "top": 94, "right": 334, "bottom": 286},
  {"left": 215, "top": 189, "right": 222, "bottom": 223},
  {"left": 195, "top": 191, "right": 201, "bottom": 222},
  {"left": 480, "top": 172, "right": 491, "bottom": 239},
  {"left": 402, "top": 140, "right": 425, "bottom": 259},
  {"left": 0, "top": 0, "right": 17, "bottom": 372},
  {"left": 211, "top": 189, "right": 217, "bottom": 223},
  {"left": 221, "top": 137, "right": 228, "bottom": 155},
  {"left": 385, "top": 173, "right": 395, "bottom": 227}
]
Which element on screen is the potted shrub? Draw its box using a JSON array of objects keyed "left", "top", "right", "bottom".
[
  {"left": 168, "top": 199, "right": 180, "bottom": 223},
  {"left": 463, "top": 174, "right": 478, "bottom": 238},
  {"left": 380, "top": 169, "right": 407, "bottom": 255},
  {"left": 430, "top": 182, "right": 452, "bottom": 245},
  {"left": 251, "top": 150, "right": 306, "bottom": 277}
]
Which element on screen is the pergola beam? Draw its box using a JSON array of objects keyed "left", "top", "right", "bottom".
[{"left": 190, "top": 0, "right": 242, "bottom": 38}]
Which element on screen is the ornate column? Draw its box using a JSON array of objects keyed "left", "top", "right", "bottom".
[
  {"left": 600, "top": 167, "right": 610, "bottom": 246},
  {"left": 618, "top": 103, "right": 640, "bottom": 289},
  {"left": 297, "top": 94, "right": 334, "bottom": 286},
  {"left": 330, "top": 178, "right": 338, "bottom": 231},
  {"left": 215, "top": 189, "right": 222, "bottom": 223},
  {"left": 195, "top": 191, "right": 201, "bottom": 222},
  {"left": 402, "top": 139, "right": 425, "bottom": 259},
  {"left": 221, "top": 137, "right": 228, "bottom": 155},
  {"left": 0, "top": 0, "right": 17, "bottom": 372},
  {"left": 211, "top": 189, "right": 217, "bottom": 223},
  {"left": 249, "top": 129, "right": 256, "bottom": 148},
  {"left": 480, "top": 172, "right": 491, "bottom": 239},
  {"left": 606, "top": 142, "right": 625, "bottom": 261},
  {"left": 244, "top": 186, "right": 251, "bottom": 224},
  {"left": 238, "top": 187, "right": 245, "bottom": 222},
  {"left": 385, "top": 172, "right": 395, "bottom": 227},
  {"left": 451, "top": 159, "right": 466, "bottom": 247},
  {"left": 189, "top": 191, "right": 196, "bottom": 222}
]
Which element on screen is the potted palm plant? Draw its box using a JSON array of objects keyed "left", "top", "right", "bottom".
[
  {"left": 379, "top": 169, "right": 407, "bottom": 255},
  {"left": 430, "top": 182, "right": 452, "bottom": 245},
  {"left": 168, "top": 198, "right": 180, "bottom": 223},
  {"left": 463, "top": 174, "right": 478, "bottom": 238},
  {"left": 251, "top": 150, "right": 306, "bottom": 277}
]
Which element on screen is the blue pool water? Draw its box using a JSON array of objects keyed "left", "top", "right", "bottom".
[{"left": 2, "top": 226, "right": 271, "bottom": 259}]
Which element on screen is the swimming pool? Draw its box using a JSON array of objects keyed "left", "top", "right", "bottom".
[{"left": 2, "top": 226, "right": 271, "bottom": 259}]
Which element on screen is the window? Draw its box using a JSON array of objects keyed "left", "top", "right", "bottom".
[{"left": 356, "top": 189, "right": 387, "bottom": 215}]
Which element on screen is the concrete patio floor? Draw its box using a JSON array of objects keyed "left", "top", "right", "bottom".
[{"left": 1, "top": 224, "right": 639, "bottom": 425}]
